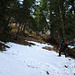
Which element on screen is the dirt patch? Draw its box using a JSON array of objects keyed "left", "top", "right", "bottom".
[
  {"left": 42, "top": 46, "right": 53, "bottom": 51},
  {"left": 9, "top": 32, "right": 45, "bottom": 47},
  {"left": 0, "top": 30, "right": 59, "bottom": 53}
]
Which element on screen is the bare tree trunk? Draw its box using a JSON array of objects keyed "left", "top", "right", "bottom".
[
  {"left": 15, "top": 22, "right": 17, "bottom": 27},
  {"left": 57, "top": 30, "right": 60, "bottom": 48},
  {"left": 15, "top": 23, "right": 21, "bottom": 40},
  {"left": 59, "top": 7, "right": 65, "bottom": 38},
  {"left": 21, "top": 24, "right": 23, "bottom": 32},
  {"left": 23, "top": 23, "right": 26, "bottom": 33},
  {"left": 36, "top": 31, "right": 39, "bottom": 36}
]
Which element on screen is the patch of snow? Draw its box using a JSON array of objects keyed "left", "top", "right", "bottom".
[
  {"left": 0, "top": 41, "right": 75, "bottom": 75},
  {"left": 68, "top": 45, "right": 75, "bottom": 49},
  {"left": 25, "top": 40, "right": 54, "bottom": 48}
]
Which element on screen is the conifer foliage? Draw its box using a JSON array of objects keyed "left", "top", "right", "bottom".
[
  {"left": 0, "top": 0, "right": 14, "bottom": 41},
  {"left": 49, "top": 0, "right": 75, "bottom": 42},
  {"left": 0, "top": 0, "right": 75, "bottom": 42}
]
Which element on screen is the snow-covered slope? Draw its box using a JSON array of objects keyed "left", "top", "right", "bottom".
[{"left": 0, "top": 41, "right": 75, "bottom": 75}]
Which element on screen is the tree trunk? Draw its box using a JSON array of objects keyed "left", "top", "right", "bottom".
[
  {"left": 23, "top": 23, "right": 26, "bottom": 33},
  {"left": 57, "top": 30, "right": 60, "bottom": 48},
  {"left": 15, "top": 22, "right": 17, "bottom": 27},
  {"left": 21, "top": 24, "right": 23, "bottom": 32},
  {"left": 36, "top": 31, "right": 39, "bottom": 36},
  {"left": 15, "top": 23, "right": 21, "bottom": 40},
  {"left": 59, "top": 7, "right": 65, "bottom": 38}
]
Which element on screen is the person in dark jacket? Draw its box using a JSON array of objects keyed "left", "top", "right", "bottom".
[{"left": 59, "top": 39, "right": 67, "bottom": 57}]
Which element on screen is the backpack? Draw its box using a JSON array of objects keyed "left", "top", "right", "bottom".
[{"left": 64, "top": 42, "right": 68, "bottom": 49}]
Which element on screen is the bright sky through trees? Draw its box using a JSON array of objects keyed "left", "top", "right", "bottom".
[{"left": 19, "top": 0, "right": 23, "bottom": 4}]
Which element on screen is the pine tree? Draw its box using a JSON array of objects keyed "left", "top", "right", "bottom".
[{"left": 0, "top": 0, "right": 15, "bottom": 41}]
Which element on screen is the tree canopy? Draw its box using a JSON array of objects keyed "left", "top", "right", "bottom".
[{"left": 0, "top": 0, "right": 75, "bottom": 43}]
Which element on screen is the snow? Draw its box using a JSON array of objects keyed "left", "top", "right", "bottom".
[
  {"left": 0, "top": 41, "right": 75, "bottom": 75},
  {"left": 68, "top": 45, "right": 75, "bottom": 49}
]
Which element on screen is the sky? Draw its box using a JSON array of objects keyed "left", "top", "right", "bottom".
[
  {"left": 19, "top": 0, "right": 23, "bottom": 4},
  {"left": 19, "top": 0, "right": 40, "bottom": 4}
]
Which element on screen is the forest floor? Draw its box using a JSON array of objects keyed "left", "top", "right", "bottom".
[
  {"left": 0, "top": 26, "right": 74, "bottom": 56},
  {"left": 9, "top": 31, "right": 58, "bottom": 51},
  {"left": 0, "top": 28, "right": 58, "bottom": 53}
]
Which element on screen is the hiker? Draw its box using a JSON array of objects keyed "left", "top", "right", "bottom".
[{"left": 59, "top": 39, "right": 68, "bottom": 57}]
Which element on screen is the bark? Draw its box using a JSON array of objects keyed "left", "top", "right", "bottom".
[
  {"left": 57, "top": 30, "right": 60, "bottom": 48},
  {"left": 15, "top": 23, "right": 21, "bottom": 40},
  {"left": 36, "top": 31, "right": 39, "bottom": 36},
  {"left": 23, "top": 23, "right": 26, "bottom": 33},
  {"left": 59, "top": 7, "right": 65, "bottom": 38},
  {"left": 21, "top": 24, "right": 23, "bottom": 32},
  {"left": 15, "top": 22, "right": 17, "bottom": 27}
]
